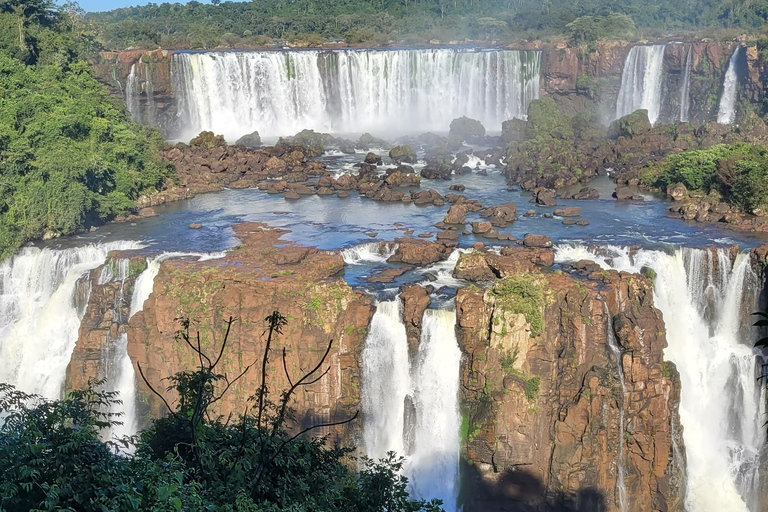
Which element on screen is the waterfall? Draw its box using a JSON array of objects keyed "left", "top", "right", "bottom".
[
  {"left": 340, "top": 242, "right": 398, "bottom": 265},
  {"left": 615, "top": 44, "right": 667, "bottom": 125},
  {"left": 361, "top": 302, "right": 461, "bottom": 510},
  {"left": 362, "top": 299, "right": 411, "bottom": 458},
  {"left": 718, "top": 47, "right": 741, "bottom": 125},
  {"left": 680, "top": 46, "right": 692, "bottom": 122},
  {"left": 0, "top": 242, "right": 141, "bottom": 399},
  {"left": 603, "top": 301, "right": 628, "bottom": 512},
  {"left": 404, "top": 308, "right": 461, "bottom": 511},
  {"left": 171, "top": 49, "right": 541, "bottom": 140},
  {"left": 555, "top": 245, "right": 766, "bottom": 512},
  {"left": 125, "top": 64, "right": 141, "bottom": 122}
]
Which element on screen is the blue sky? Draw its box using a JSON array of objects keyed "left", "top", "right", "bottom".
[{"left": 72, "top": 0, "right": 212, "bottom": 12}]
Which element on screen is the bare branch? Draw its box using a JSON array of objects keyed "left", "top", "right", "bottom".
[
  {"left": 282, "top": 348, "right": 294, "bottom": 388},
  {"left": 136, "top": 362, "right": 173, "bottom": 415},
  {"left": 212, "top": 316, "right": 234, "bottom": 369}
]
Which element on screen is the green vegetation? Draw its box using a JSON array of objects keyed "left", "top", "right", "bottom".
[
  {"left": 491, "top": 275, "right": 545, "bottom": 337},
  {"left": 0, "top": 313, "right": 442, "bottom": 511},
  {"left": 0, "top": 1, "right": 171, "bottom": 258},
  {"left": 524, "top": 376, "right": 541, "bottom": 402},
  {"left": 86, "top": 0, "right": 768, "bottom": 50},
  {"left": 499, "top": 345, "right": 520, "bottom": 376},
  {"left": 640, "top": 143, "right": 768, "bottom": 214}
]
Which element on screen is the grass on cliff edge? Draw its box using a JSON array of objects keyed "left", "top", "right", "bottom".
[{"left": 491, "top": 275, "right": 545, "bottom": 337}]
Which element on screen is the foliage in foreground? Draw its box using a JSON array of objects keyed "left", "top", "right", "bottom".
[
  {"left": 0, "top": 313, "right": 442, "bottom": 512},
  {"left": 0, "top": 2, "right": 171, "bottom": 258},
  {"left": 640, "top": 143, "right": 768, "bottom": 214}
]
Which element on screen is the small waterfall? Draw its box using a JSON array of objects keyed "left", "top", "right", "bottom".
[
  {"left": 340, "top": 242, "right": 398, "bottom": 265},
  {"left": 362, "top": 299, "right": 411, "bottom": 458},
  {"left": 603, "top": 301, "right": 628, "bottom": 512},
  {"left": 171, "top": 48, "right": 541, "bottom": 140},
  {"left": 0, "top": 242, "right": 141, "bottom": 399},
  {"left": 125, "top": 64, "right": 141, "bottom": 122},
  {"left": 615, "top": 44, "right": 667, "bottom": 125},
  {"left": 680, "top": 46, "right": 693, "bottom": 122},
  {"left": 718, "top": 47, "right": 741, "bottom": 125},
  {"left": 555, "top": 245, "right": 766, "bottom": 512},
  {"left": 404, "top": 308, "right": 461, "bottom": 511}
]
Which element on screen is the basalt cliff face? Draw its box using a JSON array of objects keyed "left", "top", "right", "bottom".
[
  {"left": 94, "top": 40, "right": 766, "bottom": 140},
  {"left": 453, "top": 249, "right": 685, "bottom": 512},
  {"left": 129, "top": 224, "right": 373, "bottom": 441},
  {"left": 64, "top": 226, "right": 689, "bottom": 511}
]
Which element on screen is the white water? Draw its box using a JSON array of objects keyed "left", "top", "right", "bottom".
[
  {"left": 0, "top": 242, "right": 141, "bottom": 399},
  {"left": 603, "top": 301, "right": 628, "bottom": 512},
  {"left": 616, "top": 45, "right": 667, "bottom": 125},
  {"left": 362, "top": 300, "right": 411, "bottom": 458},
  {"left": 125, "top": 64, "right": 141, "bottom": 122},
  {"left": 556, "top": 245, "right": 766, "bottom": 512},
  {"left": 404, "top": 308, "right": 461, "bottom": 511},
  {"left": 718, "top": 47, "right": 741, "bottom": 125},
  {"left": 340, "top": 242, "right": 398, "bottom": 265},
  {"left": 417, "top": 249, "right": 468, "bottom": 289},
  {"left": 680, "top": 46, "right": 693, "bottom": 122},
  {"left": 125, "top": 63, "right": 156, "bottom": 125},
  {"left": 171, "top": 49, "right": 541, "bottom": 140}
]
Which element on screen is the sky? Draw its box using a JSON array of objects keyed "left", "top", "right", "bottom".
[{"left": 72, "top": 0, "right": 212, "bottom": 12}]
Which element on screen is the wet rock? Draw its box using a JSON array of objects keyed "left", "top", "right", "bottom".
[
  {"left": 420, "top": 163, "right": 452, "bottom": 180},
  {"left": 366, "top": 266, "right": 407, "bottom": 283},
  {"left": 524, "top": 209, "right": 536, "bottom": 217},
  {"left": 436, "top": 230, "right": 459, "bottom": 241},
  {"left": 554, "top": 207, "right": 581, "bottom": 217},
  {"left": 535, "top": 188, "right": 558, "bottom": 206},
  {"left": 287, "top": 183, "right": 314, "bottom": 195},
  {"left": 317, "top": 187, "right": 335, "bottom": 196},
  {"left": 450, "top": 184, "right": 466, "bottom": 192},
  {"left": 483, "top": 229, "right": 500, "bottom": 239},
  {"left": 389, "top": 238, "right": 450, "bottom": 265},
  {"left": 384, "top": 170, "right": 420, "bottom": 187},
  {"left": 412, "top": 189, "right": 444, "bottom": 206},
  {"left": 613, "top": 187, "right": 643, "bottom": 201},
  {"left": 389, "top": 145, "right": 417, "bottom": 164},
  {"left": 444, "top": 205, "right": 468, "bottom": 224},
  {"left": 284, "top": 190, "right": 301, "bottom": 200},
  {"left": 471, "top": 222, "right": 492, "bottom": 234},
  {"left": 481, "top": 203, "right": 517, "bottom": 227},
  {"left": 364, "top": 152, "right": 383, "bottom": 165},
  {"left": 562, "top": 218, "right": 578, "bottom": 225},
  {"left": 335, "top": 174, "right": 359, "bottom": 190},
  {"left": 449, "top": 116, "right": 486, "bottom": 142},
  {"left": 668, "top": 182, "right": 688, "bottom": 201},
  {"left": 571, "top": 187, "right": 600, "bottom": 200},
  {"left": 336, "top": 190, "right": 349, "bottom": 198},
  {"left": 189, "top": 223, "right": 202, "bottom": 229},
  {"left": 400, "top": 284, "right": 430, "bottom": 353},
  {"left": 523, "top": 234, "right": 553, "bottom": 248},
  {"left": 576, "top": 219, "right": 590, "bottom": 226}
]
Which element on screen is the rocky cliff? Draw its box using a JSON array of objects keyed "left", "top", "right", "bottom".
[
  {"left": 93, "top": 40, "right": 766, "bottom": 140},
  {"left": 125, "top": 223, "right": 373, "bottom": 440},
  {"left": 453, "top": 248, "right": 685, "bottom": 511}
]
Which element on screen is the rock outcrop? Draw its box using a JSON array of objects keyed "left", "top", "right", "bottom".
[
  {"left": 127, "top": 223, "right": 374, "bottom": 441},
  {"left": 454, "top": 248, "right": 685, "bottom": 512}
]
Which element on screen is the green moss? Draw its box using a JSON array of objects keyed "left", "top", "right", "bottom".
[
  {"left": 499, "top": 345, "right": 520, "bottom": 376},
  {"left": 491, "top": 275, "right": 545, "bottom": 337},
  {"left": 524, "top": 376, "right": 541, "bottom": 402},
  {"left": 129, "top": 258, "right": 147, "bottom": 277},
  {"left": 661, "top": 361, "right": 670, "bottom": 378},
  {"left": 307, "top": 297, "right": 323, "bottom": 311}
]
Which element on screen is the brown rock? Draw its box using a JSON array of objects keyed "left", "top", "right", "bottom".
[
  {"left": 523, "top": 234, "right": 553, "bottom": 248},
  {"left": 668, "top": 182, "right": 688, "bottom": 201},
  {"left": 189, "top": 223, "right": 203, "bottom": 229},
  {"left": 471, "top": 222, "right": 493, "bottom": 234},
  {"left": 284, "top": 190, "right": 301, "bottom": 200},
  {"left": 444, "top": 205, "right": 468, "bottom": 224},
  {"left": 554, "top": 207, "right": 581, "bottom": 217}
]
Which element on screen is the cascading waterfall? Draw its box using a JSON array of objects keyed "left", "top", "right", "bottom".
[
  {"left": 603, "top": 301, "right": 628, "bottom": 512},
  {"left": 615, "top": 44, "right": 667, "bottom": 125},
  {"left": 0, "top": 242, "right": 141, "bottom": 399},
  {"left": 125, "top": 64, "right": 141, "bottom": 122},
  {"left": 361, "top": 302, "right": 461, "bottom": 510},
  {"left": 680, "top": 46, "right": 693, "bottom": 122},
  {"left": 362, "top": 300, "right": 411, "bottom": 459},
  {"left": 404, "top": 308, "right": 461, "bottom": 511},
  {"left": 555, "top": 245, "right": 766, "bottom": 512},
  {"left": 718, "top": 47, "right": 741, "bottom": 125},
  {"left": 340, "top": 242, "right": 398, "bottom": 265},
  {"left": 171, "top": 49, "right": 541, "bottom": 140}
]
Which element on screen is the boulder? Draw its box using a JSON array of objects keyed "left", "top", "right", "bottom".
[
  {"left": 420, "top": 163, "right": 452, "bottom": 180},
  {"left": 284, "top": 190, "right": 301, "bottom": 200},
  {"left": 384, "top": 170, "right": 420, "bottom": 187},
  {"left": 444, "top": 205, "right": 468, "bottom": 224},
  {"left": 535, "top": 188, "right": 558, "bottom": 206},
  {"left": 613, "top": 187, "right": 643, "bottom": 201},
  {"left": 668, "top": 183, "right": 688, "bottom": 201},
  {"left": 364, "top": 152, "right": 383, "bottom": 165},
  {"left": 234, "top": 130, "right": 261, "bottom": 149},
  {"left": 389, "top": 145, "right": 418, "bottom": 164},
  {"left": 554, "top": 207, "right": 581, "bottom": 217},
  {"left": 523, "top": 234, "right": 553, "bottom": 248},
  {"left": 481, "top": 203, "right": 517, "bottom": 227},
  {"left": 189, "top": 223, "right": 203, "bottom": 229},
  {"left": 449, "top": 184, "right": 466, "bottom": 192},
  {"left": 412, "top": 189, "right": 444, "bottom": 206},
  {"left": 471, "top": 221, "right": 492, "bottom": 234},
  {"left": 449, "top": 116, "right": 486, "bottom": 141},
  {"left": 572, "top": 187, "right": 599, "bottom": 200}
]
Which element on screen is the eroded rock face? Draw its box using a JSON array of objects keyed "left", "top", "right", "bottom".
[
  {"left": 127, "top": 223, "right": 373, "bottom": 442},
  {"left": 455, "top": 254, "right": 685, "bottom": 512}
]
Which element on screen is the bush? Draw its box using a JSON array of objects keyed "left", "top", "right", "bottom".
[{"left": 492, "top": 275, "right": 545, "bottom": 337}]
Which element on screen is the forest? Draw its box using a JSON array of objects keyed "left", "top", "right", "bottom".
[{"left": 86, "top": 0, "right": 768, "bottom": 50}]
